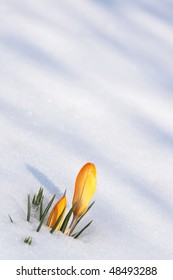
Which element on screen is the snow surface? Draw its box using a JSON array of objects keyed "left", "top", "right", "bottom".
[{"left": 0, "top": 0, "right": 173, "bottom": 260}]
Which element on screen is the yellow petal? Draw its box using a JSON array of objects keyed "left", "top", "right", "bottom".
[
  {"left": 72, "top": 162, "right": 96, "bottom": 217},
  {"left": 47, "top": 195, "right": 66, "bottom": 230}
]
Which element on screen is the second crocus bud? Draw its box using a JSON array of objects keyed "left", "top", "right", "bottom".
[
  {"left": 72, "top": 162, "right": 96, "bottom": 217},
  {"left": 65, "top": 162, "right": 97, "bottom": 236},
  {"left": 47, "top": 194, "right": 66, "bottom": 231}
]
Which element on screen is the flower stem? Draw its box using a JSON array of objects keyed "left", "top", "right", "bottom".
[{"left": 65, "top": 215, "right": 78, "bottom": 236}]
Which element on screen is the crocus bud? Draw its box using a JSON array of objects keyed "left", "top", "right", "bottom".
[
  {"left": 47, "top": 195, "right": 66, "bottom": 230},
  {"left": 72, "top": 162, "right": 96, "bottom": 217}
]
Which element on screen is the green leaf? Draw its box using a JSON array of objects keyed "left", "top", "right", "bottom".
[
  {"left": 71, "top": 232, "right": 79, "bottom": 237},
  {"left": 70, "top": 201, "right": 95, "bottom": 235},
  {"left": 8, "top": 214, "right": 13, "bottom": 223},
  {"left": 74, "top": 220, "right": 93, "bottom": 239},
  {"left": 32, "top": 194, "right": 36, "bottom": 205},
  {"left": 60, "top": 203, "right": 76, "bottom": 233},
  {"left": 24, "top": 236, "right": 32, "bottom": 245},
  {"left": 50, "top": 206, "right": 66, "bottom": 234},
  {"left": 39, "top": 196, "right": 44, "bottom": 221},
  {"left": 36, "top": 187, "right": 44, "bottom": 206},
  {"left": 28, "top": 237, "right": 32, "bottom": 245},
  {"left": 32, "top": 187, "right": 44, "bottom": 207},
  {"left": 36, "top": 194, "right": 56, "bottom": 232},
  {"left": 27, "top": 194, "right": 31, "bottom": 222}
]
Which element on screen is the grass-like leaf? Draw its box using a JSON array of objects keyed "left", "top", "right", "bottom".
[
  {"left": 32, "top": 187, "right": 44, "bottom": 207},
  {"left": 74, "top": 220, "right": 93, "bottom": 239},
  {"left": 32, "top": 194, "right": 36, "bottom": 205},
  {"left": 50, "top": 206, "right": 66, "bottom": 234},
  {"left": 60, "top": 203, "right": 76, "bottom": 233},
  {"left": 39, "top": 196, "right": 44, "bottom": 221},
  {"left": 32, "top": 187, "right": 43, "bottom": 206},
  {"left": 71, "top": 232, "right": 79, "bottom": 237},
  {"left": 8, "top": 214, "right": 13, "bottom": 223},
  {"left": 24, "top": 236, "right": 32, "bottom": 245},
  {"left": 36, "top": 195, "right": 56, "bottom": 232},
  {"left": 36, "top": 187, "right": 43, "bottom": 206},
  {"left": 27, "top": 194, "right": 31, "bottom": 222},
  {"left": 70, "top": 201, "right": 95, "bottom": 235}
]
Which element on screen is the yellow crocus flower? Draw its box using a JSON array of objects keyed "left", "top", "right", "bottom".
[
  {"left": 72, "top": 162, "right": 96, "bottom": 217},
  {"left": 47, "top": 195, "right": 66, "bottom": 230}
]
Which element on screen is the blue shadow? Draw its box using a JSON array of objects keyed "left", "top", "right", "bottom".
[{"left": 26, "top": 164, "right": 62, "bottom": 196}]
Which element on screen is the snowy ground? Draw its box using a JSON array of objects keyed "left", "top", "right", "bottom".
[{"left": 0, "top": 0, "right": 173, "bottom": 259}]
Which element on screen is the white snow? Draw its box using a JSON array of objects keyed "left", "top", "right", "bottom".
[{"left": 0, "top": 0, "right": 173, "bottom": 259}]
